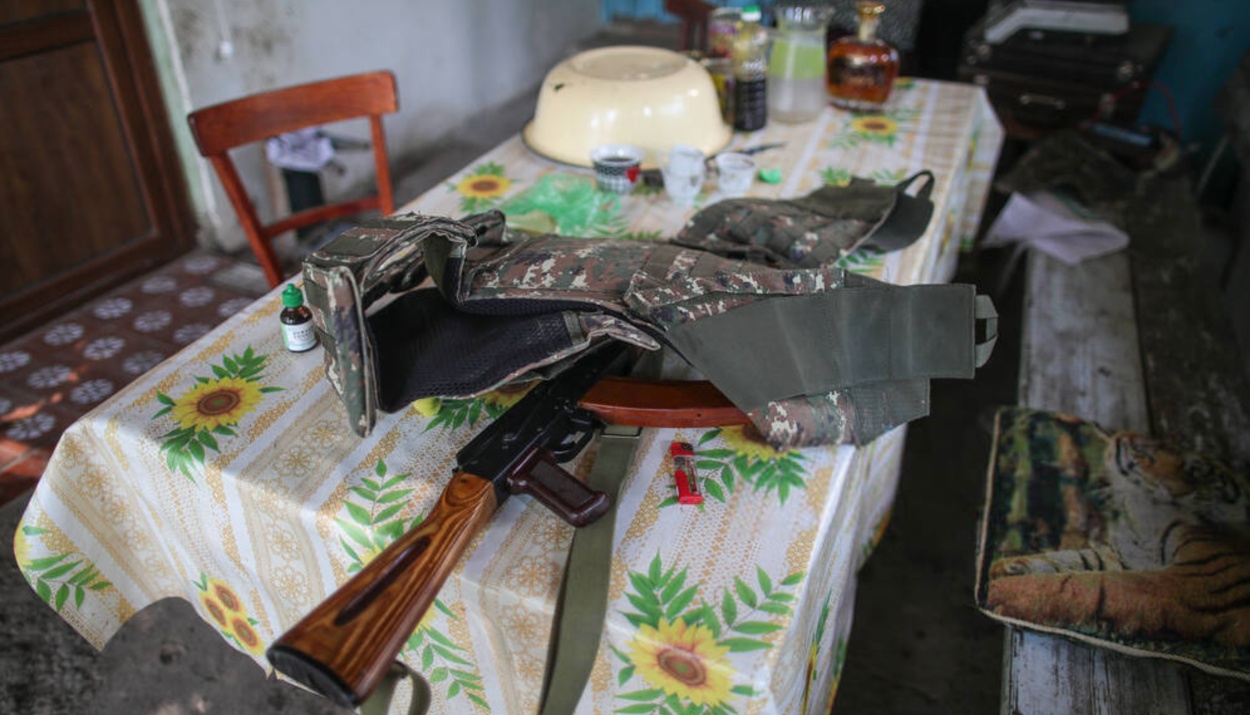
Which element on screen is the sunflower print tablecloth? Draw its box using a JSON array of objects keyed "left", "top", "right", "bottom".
[{"left": 16, "top": 80, "right": 1002, "bottom": 714}]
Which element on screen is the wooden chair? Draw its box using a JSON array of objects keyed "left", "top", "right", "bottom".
[
  {"left": 665, "top": 0, "right": 716, "bottom": 54},
  {"left": 187, "top": 71, "right": 398, "bottom": 288}
]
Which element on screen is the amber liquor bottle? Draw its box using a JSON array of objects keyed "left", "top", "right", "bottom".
[{"left": 827, "top": 1, "right": 899, "bottom": 112}]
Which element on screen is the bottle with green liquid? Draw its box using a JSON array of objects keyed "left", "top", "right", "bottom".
[{"left": 768, "top": 4, "right": 835, "bottom": 123}]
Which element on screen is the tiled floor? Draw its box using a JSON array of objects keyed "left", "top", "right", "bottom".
[{"left": 0, "top": 250, "right": 268, "bottom": 506}]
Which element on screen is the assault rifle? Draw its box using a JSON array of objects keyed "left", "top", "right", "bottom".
[{"left": 267, "top": 342, "right": 748, "bottom": 706}]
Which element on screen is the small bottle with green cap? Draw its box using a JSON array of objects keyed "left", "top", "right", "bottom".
[{"left": 280, "top": 284, "right": 317, "bottom": 353}]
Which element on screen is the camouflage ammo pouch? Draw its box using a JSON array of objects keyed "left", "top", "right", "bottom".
[
  {"left": 304, "top": 179, "right": 996, "bottom": 448},
  {"left": 672, "top": 171, "right": 936, "bottom": 266},
  {"left": 302, "top": 212, "right": 657, "bottom": 437}
]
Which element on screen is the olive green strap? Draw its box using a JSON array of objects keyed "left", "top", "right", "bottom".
[
  {"left": 359, "top": 661, "right": 432, "bottom": 715},
  {"left": 539, "top": 424, "right": 643, "bottom": 715},
  {"left": 862, "top": 171, "right": 936, "bottom": 254},
  {"left": 662, "top": 283, "right": 986, "bottom": 410}
]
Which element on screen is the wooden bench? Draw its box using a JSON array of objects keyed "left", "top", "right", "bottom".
[{"left": 1009, "top": 175, "right": 1250, "bottom": 714}]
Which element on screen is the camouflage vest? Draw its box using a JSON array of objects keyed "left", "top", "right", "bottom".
[{"left": 303, "top": 178, "right": 996, "bottom": 449}]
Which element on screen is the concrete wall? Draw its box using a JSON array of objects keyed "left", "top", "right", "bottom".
[{"left": 137, "top": 0, "right": 602, "bottom": 252}]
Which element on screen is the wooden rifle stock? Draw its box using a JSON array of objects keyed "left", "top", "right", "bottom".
[{"left": 267, "top": 472, "right": 497, "bottom": 707}]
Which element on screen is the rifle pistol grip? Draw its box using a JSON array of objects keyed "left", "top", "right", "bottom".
[{"left": 506, "top": 448, "right": 610, "bottom": 527}]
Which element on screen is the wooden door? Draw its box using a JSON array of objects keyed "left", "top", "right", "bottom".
[{"left": 0, "top": 0, "right": 192, "bottom": 343}]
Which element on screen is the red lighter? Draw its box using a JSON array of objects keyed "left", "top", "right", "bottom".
[{"left": 669, "top": 441, "right": 703, "bottom": 505}]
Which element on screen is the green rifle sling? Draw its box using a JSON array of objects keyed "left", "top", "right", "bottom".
[{"left": 539, "top": 424, "right": 643, "bottom": 715}]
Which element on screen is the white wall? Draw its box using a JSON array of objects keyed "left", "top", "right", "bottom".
[{"left": 139, "top": 0, "right": 602, "bottom": 252}]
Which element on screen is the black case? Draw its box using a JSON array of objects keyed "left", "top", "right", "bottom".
[
  {"left": 957, "top": 20, "right": 1171, "bottom": 135},
  {"left": 962, "top": 20, "right": 1171, "bottom": 87}
]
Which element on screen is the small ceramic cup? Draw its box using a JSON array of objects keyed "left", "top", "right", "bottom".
[
  {"left": 715, "top": 152, "right": 756, "bottom": 197},
  {"left": 590, "top": 144, "right": 645, "bottom": 194},
  {"left": 661, "top": 145, "right": 706, "bottom": 206}
]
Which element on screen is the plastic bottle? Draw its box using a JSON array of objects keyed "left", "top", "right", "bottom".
[
  {"left": 280, "top": 284, "right": 318, "bottom": 353},
  {"left": 732, "top": 4, "right": 769, "bottom": 132}
]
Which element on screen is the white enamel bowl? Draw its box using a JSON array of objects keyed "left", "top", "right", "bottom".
[{"left": 523, "top": 46, "right": 732, "bottom": 168}]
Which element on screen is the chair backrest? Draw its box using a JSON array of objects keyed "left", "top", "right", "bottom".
[
  {"left": 665, "top": 0, "right": 715, "bottom": 54},
  {"left": 188, "top": 71, "right": 399, "bottom": 288}
]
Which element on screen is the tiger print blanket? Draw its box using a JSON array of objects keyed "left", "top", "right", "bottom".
[{"left": 976, "top": 407, "right": 1250, "bottom": 680}]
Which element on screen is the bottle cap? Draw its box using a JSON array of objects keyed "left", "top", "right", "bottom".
[
  {"left": 741, "top": 4, "right": 762, "bottom": 22},
  {"left": 758, "top": 168, "right": 783, "bottom": 184},
  {"left": 856, "top": 1, "right": 886, "bottom": 17},
  {"left": 281, "top": 284, "right": 304, "bottom": 308}
]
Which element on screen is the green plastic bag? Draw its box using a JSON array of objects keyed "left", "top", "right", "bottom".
[{"left": 500, "top": 173, "right": 621, "bottom": 236}]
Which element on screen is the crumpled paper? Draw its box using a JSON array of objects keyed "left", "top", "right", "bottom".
[
  {"left": 983, "top": 190, "right": 1129, "bottom": 265},
  {"left": 265, "top": 128, "right": 335, "bottom": 172}
]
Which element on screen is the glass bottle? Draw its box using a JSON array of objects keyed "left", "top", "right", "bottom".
[
  {"left": 732, "top": 4, "right": 769, "bottom": 132},
  {"left": 707, "top": 6, "right": 741, "bottom": 59},
  {"left": 768, "top": 4, "right": 835, "bottom": 123},
  {"left": 280, "top": 284, "right": 317, "bottom": 353},
  {"left": 826, "top": 1, "right": 899, "bottom": 112},
  {"left": 705, "top": 6, "right": 742, "bottom": 124}
]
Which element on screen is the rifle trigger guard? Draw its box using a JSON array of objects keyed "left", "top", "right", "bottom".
[{"left": 547, "top": 423, "right": 597, "bottom": 462}]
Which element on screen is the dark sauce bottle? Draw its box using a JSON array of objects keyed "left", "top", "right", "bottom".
[{"left": 732, "top": 4, "right": 769, "bottom": 132}]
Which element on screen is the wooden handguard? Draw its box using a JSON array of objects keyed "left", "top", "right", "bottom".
[
  {"left": 579, "top": 377, "right": 749, "bottom": 427},
  {"left": 267, "top": 473, "right": 498, "bottom": 707}
]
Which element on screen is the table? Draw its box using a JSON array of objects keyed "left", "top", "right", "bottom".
[{"left": 16, "top": 79, "right": 1002, "bottom": 714}]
